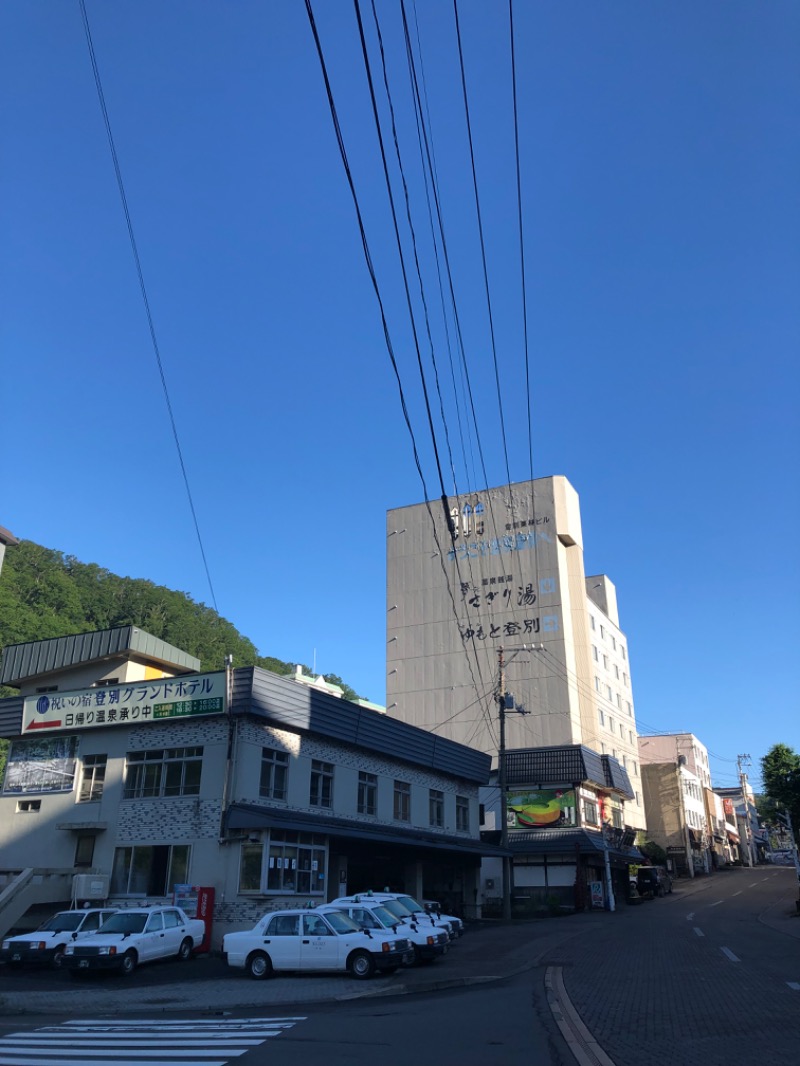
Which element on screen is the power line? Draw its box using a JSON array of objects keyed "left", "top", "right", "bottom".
[{"left": 77, "top": 0, "right": 218, "bottom": 614}]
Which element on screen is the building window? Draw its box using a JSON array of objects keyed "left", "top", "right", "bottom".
[
  {"left": 612, "top": 807, "right": 623, "bottom": 828},
  {"left": 635, "top": 791, "right": 640, "bottom": 804},
  {"left": 623, "top": 754, "right": 628, "bottom": 769},
  {"left": 606, "top": 685, "right": 613, "bottom": 700},
  {"left": 592, "top": 645, "right": 598, "bottom": 661},
  {"left": 627, "top": 701, "right": 633, "bottom": 717},
  {"left": 614, "top": 664, "right": 619, "bottom": 679},
  {"left": 124, "top": 747, "right": 202, "bottom": 799},
  {"left": 310, "top": 760, "right": 334, "bottom": 808},
  {"left": 111, "top": 844, "right": 190, "bottom": 895},
  {"left": 598, "top": 709, "right": 605, "bottom": 727},
  {"left": 611, "top": 636, "right": 616, "bottom": 650},
  {"left": 619, "top": 722, "right": 624, "bottom": 737},
  {"left": 603, "top": 655, "right": 609, "bottom": 670},
  {"left": 394, "top": 780, "right": 411, "bottom": 822},
  {"left": 260, "top": 749, "right": 288, "bottom": 801},
  {"left": 239, "top": 843, "right": 263, "bottom": 892},
  {"left": 35, "top": 686, "right": 58, "bottom": 694},
  {"left": 266, "top": 830, "right": 326, "bottom": 894},
  {"left": 632, "top": 761, "right": 637, "bottom": 775},
  {"left": 79, "top": 755, "right": 107, "bottom": 802},
  {"left": 590, "top": 616, "right": 596, "bottom": 631},
  {"left": 456, "top": 795, "right": 470, "bottom": 832},
  {"left": 595, "top": 676, "right": 601, "bottom": 692},
  {"left": 479, "top": 803, "right": 485, "bottom": 826},
  {"left": 16, "top": 799, "right": 41, "bottom": 813},
  {"left": 621, "top": 646, "right": 626, "bottom": 660},
  {"left": 608, "top": 717, "right": 614, "bottom": 733},
  {"left": 600, "top": 625, "right": 605, "bottom": 639},
  {"left": 74, "top": 834, "right": 95, "bottom": 867},
  {"left": 629, "top": 730, "right": 634, "bottom": 745},
  {"left": 584, "top": 800, "right": 599, "bottom": 826},
  {"left": 429, "top": 789, "right": 444, "bottom": 828},
  {"left": 4, "top": 736, "right": 78, "bottom": 795},
  {"left": 94, "top": 678, "right": 120, "bottom": 687},
  {"left": 358, "top": 771, "right": 378, "bottom": 816},
  {"left": 623, "top": 672, "right": 629, "bottom": 687}
]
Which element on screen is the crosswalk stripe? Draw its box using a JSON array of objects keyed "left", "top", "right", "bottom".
[{"left": 0, "top": 1016, "right": 305, "bottom": 1066}]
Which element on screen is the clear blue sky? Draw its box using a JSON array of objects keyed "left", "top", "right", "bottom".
[{"left": 2, "top": 2, "right": 798, "bottom": 793}]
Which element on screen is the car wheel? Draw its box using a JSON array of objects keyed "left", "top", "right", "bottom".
[
  {"left": 177, "top": 938, "right": 193, "bottom": 962},
  {"left": 247, "top": 951, "right": 273, "bottom": 980},
  {"left": 120, "top": 950, "right": 138, "bottom": 976},
  {"left": 348, "top": 950, "right": 375, "bottom": 980}
]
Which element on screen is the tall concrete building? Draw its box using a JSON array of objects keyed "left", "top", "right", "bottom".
[{"left": 387, "top": 476, "right": 646, "bottom": 829}]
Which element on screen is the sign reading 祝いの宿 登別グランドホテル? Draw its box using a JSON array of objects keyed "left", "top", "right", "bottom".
[{"left": 21, "top": 671, "right": 226, "bottom": 734}]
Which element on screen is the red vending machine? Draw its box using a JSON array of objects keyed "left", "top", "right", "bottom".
[{"left": 173, "top": 885, "right": 215, "bottom": 954}]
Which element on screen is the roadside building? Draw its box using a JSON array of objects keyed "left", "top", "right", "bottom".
[
  {"left": 638, "top": 732, "right": 712, "bottom": 789},
  {"left": 640, "top": 761, "right": 712, "bottom": 877},
  {"left": 480, "top": 744, "right": 642, "bottom": 914},
  {"left": 386, "top": 475, "right": 646, "bottom": 831},
  {"left": 0, "top": 524, "right": 18, "bottom": 578},
  {"left": 0, "top": 627, "right": 505, "bottom": 947}
]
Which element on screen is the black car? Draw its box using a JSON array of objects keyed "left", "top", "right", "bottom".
[{"left": 636, "top": 866, "right": 673, "bottom": 898}]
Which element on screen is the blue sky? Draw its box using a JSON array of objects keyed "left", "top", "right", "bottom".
[{"left": 2, "top": 2, "right": 798, "bottom": 793}]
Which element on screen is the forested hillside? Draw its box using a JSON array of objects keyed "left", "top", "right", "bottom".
[{"left": 0, "top": 540, "right": 361, "bottom": 701}]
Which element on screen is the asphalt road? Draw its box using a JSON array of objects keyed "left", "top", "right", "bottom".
[{"left": 0, "top": 867, "right": 797, "bottom": 1066}]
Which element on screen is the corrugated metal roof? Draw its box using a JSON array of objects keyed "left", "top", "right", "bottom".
[
  {"left": 232, "top": 666, "right": 491, "bottom": 784},
  {"left": 0, "top": 626, "right": 200, "bottom": 687},
  {"left": 503, "top": 826, "right": 643, "bottom": 862},
  {"left": 504, "top": 745, "right": 609, "bottom": 791},
  {"left": 226, "top": 802, "right": 507, "bottom": 857},
  {"left": 601, "top": 754, "right": 635, "bottom": 799}
]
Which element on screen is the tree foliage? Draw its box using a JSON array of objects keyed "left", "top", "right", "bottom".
[
  {"left": 0, "top": 540, "right": 363, "bottom": 701},
  {"left": 760, "top": 744, "right": 800, "bottom": 831}
]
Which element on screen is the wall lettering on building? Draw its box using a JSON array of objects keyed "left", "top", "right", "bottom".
[
  {"left": 458, "top": 613, "right": 560, "bottom": 642},
  {"left": 447, "top": 529, "right": 553, "bottom": 563},
  {"left": 459, "top": 577, "right": 558, "bottom": 609}
]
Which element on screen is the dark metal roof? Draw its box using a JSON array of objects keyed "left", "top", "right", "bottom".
[
  {"left": 232, "top": 666, "right": 491, "bottom": 785},
  {"left": 226, "top": 802, "right": 508, "bottom": 857},
  {"left": 0, "top": 695, "right": 22, "bottom": 738},
  {"left": 504, "top": 745, "right": 609, "bottom": 791},
  {"left": 495, "top": 826, "right": 643, "bottom": 863},
  {"left": 0, "top": 626, "right": 200, "bottom": 688},
  {"left": 601, "top": 755, "right": 635, "bottom": 799}
]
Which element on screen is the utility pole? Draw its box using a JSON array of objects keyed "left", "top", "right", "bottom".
[
  {"left": 498, "top": 647, "right": 511, "bottom": 921},
  {"left": 737, "top": 754, "right": 754, "bottom": 867},
  {"left": 496, "top": 645, "right": 532, "bottom": 921}
]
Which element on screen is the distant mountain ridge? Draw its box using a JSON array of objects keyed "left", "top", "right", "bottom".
[{"left": 0, "top": 540, "right": 361, "bottom": 702}]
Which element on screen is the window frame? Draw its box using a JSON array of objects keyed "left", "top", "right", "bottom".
[
  {"left": 393, "top": 780, "right": 411, "bottom": 823},
  {"left": 259, "top": 748, "right": 289, "bottom": 801},
  {"left": 309, "top": 760, "right": 334, "bottom": 808},
  {"left": 357, "top": 771, "right": 378, "bottom": 816},
  {"left": 124, "top": 747, "right": 203, "bottom": 800},
  {"left": 429, "top": 788, "right": 444, "bottom": 829}
]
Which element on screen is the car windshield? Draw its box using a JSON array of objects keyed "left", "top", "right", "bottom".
[
  {"left": 380, "top": 899, "right": 415, "bottom": 920},
  {"left": 96, "top": 912, "right": 149, "bottom": 934},
  {"left": 323, "top": 911, "right": 362, "bottom": 935},
  {"left": 371, "top": 905, "right": 402, "bottom": 929},
  {"left": 396, "top": 895, "right": 425, "bottom": 914},
  {"left": 40, "top": 913, "right": 84, "bottom": 932}
]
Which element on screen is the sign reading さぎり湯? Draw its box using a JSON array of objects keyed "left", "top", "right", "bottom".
[{"left": 21, "top": 671, "right": 226, "bottom": 734}]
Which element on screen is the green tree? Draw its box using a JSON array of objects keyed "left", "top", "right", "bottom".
[
  {"left": 0, "top": 539, "right": 362, "bottom": 702},
  {"left": 761, "top": 744, "right": 800, "bottom": 831}
]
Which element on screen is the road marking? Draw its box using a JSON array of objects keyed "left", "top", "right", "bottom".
[
  {"left": 749, "top": 882, "right": 759, "bottom": 888},
  {"left": 732, "top": 891, "right": 742, "bottom": 897},
  {"left": 693, "top": 927, "right": 704, "bottom": 937},
  {"left": 710, "top": 900, "right": 724, "bottom": 907},
  {"left": 686, "top": 912, "right": 695, "bottom": 921},
  {"left": 787, "top": 982, "right": 800, "bottom": 991},
  {"left": 720, "top": 947, "right": 740, "bottom": 962},
  {"left": 0, "top": 1018, "right": 306, "bottom": 1066}
]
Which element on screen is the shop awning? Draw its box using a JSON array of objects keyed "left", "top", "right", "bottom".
[
  {"left": 500, "top": 826, "right": 644, "bottom": 864},
  {"left": 226, "top": 803, "right": 509, "bottom": 858}
]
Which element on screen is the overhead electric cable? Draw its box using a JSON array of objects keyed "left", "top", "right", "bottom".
[
  {"left": 305, "top": 0, "right": 494, "bottom": 743},
  {"left": 77, "top": 0, "right": 218, "bottom": 613}
]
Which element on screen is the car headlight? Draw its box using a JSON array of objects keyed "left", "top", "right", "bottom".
[
  {"left": 98, "top": 946, "right": 117, "bottom": 956},
  {"left": 1, "top": 941, "right": 10, "bottom": 951}
]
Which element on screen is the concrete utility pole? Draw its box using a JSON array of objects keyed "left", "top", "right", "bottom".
[
  {"left": 737, "top": 754, "right": 754, "bottom": 867},
  {"left": 497, "top": 645, "right": 532, "bottom": 921}
]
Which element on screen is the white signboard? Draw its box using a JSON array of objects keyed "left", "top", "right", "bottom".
[{"left": 21, "top": 671, "right": 226, "bottom": 735}]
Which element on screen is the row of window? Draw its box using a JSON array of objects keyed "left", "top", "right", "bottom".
[
  {"left": 589, "top": 617, "right": 627, "bottom": 658},
  {"left": 594, "top": 677, "right": 633, "bottom": 715},
  {"left": 262, "top": 750, "right": 470, "bottom": 830}
]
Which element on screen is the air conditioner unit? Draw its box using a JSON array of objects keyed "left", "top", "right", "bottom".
[{"left": 72, "top": 874, "right": 110, "bottom": 901}]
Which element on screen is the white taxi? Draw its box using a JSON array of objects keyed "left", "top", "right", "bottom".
[
  {"left": 222, "top": 907, "right": 412, "bottom": 980},
  {"left": 318, "top": 900, "right": 449, "bottom": 965},
  {"left": 0, "top": 908, "right": 117, "bottom": 970},
  {"left": 62, "top": 905, "right": 205, "bottom": 976}
]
